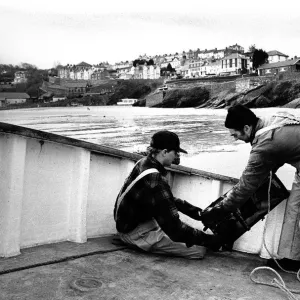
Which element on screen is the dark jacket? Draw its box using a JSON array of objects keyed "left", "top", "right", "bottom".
[
  {"left": 223, "top": 112, "right": 300, "bottom": 211},
  {"left": 113, "top": 155, "right": 207, "bottom": 246}
]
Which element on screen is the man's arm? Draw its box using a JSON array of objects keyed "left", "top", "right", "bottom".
[
  {"left": 173, "top": 197, "right": 202, "bottom": 220},
  {"left": 201, "top": 148, "right": 283, "bottom": 224},
  {"left": 222, "top": 150, "right": 282, "bottom": 211},
  {"left": 150, "top": 179, "right": 207, "bottom": 246}
]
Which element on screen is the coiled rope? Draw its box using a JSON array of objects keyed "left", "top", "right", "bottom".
[{"left": 249, "top": 171, "right": 300, "bottom": 300}]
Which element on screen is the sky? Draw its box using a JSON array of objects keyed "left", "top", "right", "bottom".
[{"left": 0, "top": 0, "right": 299, "bottom": 69}]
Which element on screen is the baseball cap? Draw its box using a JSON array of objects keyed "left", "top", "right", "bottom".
[{"left": 150, "top": 131, "right": 188, "bottom": 154}]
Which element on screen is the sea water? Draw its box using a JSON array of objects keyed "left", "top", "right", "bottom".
[{"left": 0, "top": 106, "right": 298, "bottom": 187}]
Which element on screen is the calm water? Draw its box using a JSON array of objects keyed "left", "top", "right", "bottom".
[
  {"left": 0, "top": 106, "right": 298, "bottom": 183},
  {"left": 0, "top": 106, "right": 233, "bottom": 154}
]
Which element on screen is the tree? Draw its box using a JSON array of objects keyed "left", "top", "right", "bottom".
[
  {"left": 147, "top": 59, "right": 154, "bottom": 66},
  {"left": 19, "top": 62, "right": 37, "bottom": 70},
  {"left": 252, "top": 49, "right": 269, "bottom": 70},
  {"left": 133, "top": 59, "right": 155, "bottom": 67},
  {"left": 133, "top": 59, "right": 146, "bottom": 67},
  {"left": 160, "top": 63, "right": 175, "bottom": 77},
  {"left": 248, "top": 44, "right": 256, "bottom": 53},
  {"left": 166, "top": 63, "right": 174, "bottom": 72}
]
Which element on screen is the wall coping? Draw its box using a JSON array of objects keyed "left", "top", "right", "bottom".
[{"left": 0, "top": 122, "right": 238, "bottom": 184}]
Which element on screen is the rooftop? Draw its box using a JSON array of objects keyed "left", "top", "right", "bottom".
[
  {"left": 0, "top": 92, "right": 30, "bottom": 99},
  {"left": 222, "top": 53, "right": 248, "bottom": 60},
  {"left": 0, "top": 235, "right": 298, "bottom": 300},
  {"left": 268, "top": 50, "right": 289, "bottom": 57},
  {"left": 258, "top": 58, "right": 300, "bottom": 69}
]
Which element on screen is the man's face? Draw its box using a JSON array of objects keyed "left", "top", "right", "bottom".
[
  {"left": 164, "top": 150, "right": 179, "bottom": 166},
  {"left": 229, "top": 126, "right": 252, "bottom": 143}
]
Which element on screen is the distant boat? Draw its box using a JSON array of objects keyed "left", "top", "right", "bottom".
[{"left": 116, "top": 98, "right": 138, "bottom": 106}]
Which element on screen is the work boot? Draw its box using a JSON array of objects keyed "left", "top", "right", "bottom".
[{"left": 201, "top": 233, "right": 224, "bottom": 251}]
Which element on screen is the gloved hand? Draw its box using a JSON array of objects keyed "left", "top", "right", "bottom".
[{"left": 200, "top": 204, "right": 227, "bottom": 226}]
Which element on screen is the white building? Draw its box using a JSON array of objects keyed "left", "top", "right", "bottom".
[
  {"left": 58, "top": 62, "right": 94, "bottom": 80},
  {"left": 267, "top": 50, "right": 289, "bottom": 63},
  {"left": 203, "top": 61, "right": 222, "bottom": 76},
  {"left": 14, "top": 71, "right": 27, "bottom": 83},
  {"left": 131, "top": 64, "right": 160, "bottom": 79},
  {"left": 142, "top": 65, "right": 161, "bottom": 79},
  {"left": 220, "top": 53, "right": 250, "bottom": 75}
]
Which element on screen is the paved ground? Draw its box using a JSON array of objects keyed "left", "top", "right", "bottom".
[{"left": 0, "top": 235, "right": 299, "bottom": 300}]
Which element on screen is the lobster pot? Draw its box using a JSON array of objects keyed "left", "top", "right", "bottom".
[{"left": 204, "top": 174, "right": 290, "bottom": 251}]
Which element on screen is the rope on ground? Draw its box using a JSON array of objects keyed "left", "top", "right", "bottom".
[{"left": 249, "top": 171, "right": 300, "bottom": 300}]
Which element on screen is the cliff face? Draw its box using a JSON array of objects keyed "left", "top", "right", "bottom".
[
  {"left": 154, "top": 86, "right": 209, "bottom": 108},
  {"left": 218, "top": 80, "right": 300, "bottom": 108},
  {"left": 152, "top": 78, "right": 300, "bottom": 109}
]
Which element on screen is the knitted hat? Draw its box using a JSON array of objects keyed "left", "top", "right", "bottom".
[{"left": 225, "top": 105, "right": 258, "bottom": 130}]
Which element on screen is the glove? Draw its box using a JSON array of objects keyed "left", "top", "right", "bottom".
[
  {"left": 200, "top": 204, "right": 227, "bottom": 226},
  {"left": 194, "top": 208, "right": 203, "bottom": 221}
]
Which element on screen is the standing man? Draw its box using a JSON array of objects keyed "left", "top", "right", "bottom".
[
  {"left": 201, "top": 104, "right": 300, "bottom": 270},
  {"left": 114, "top": 130, "right": 222, "bottom": 259}
]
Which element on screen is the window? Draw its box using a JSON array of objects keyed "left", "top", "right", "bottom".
[{"left": 229, "top": 59, "right": 232, "bottom": 68}]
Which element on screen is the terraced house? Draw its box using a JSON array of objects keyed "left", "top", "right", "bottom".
[
  {"left": 131, "top": 64, "right": 161, "bottom": 79},
  {"left": 58, "top": 62, "right": 96, "bottom": 80}
]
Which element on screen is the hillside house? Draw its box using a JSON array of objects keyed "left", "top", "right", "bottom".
[
  {"left": 220, "top": 53, "right": 250, "bottom": 75},
  {"left": 257, "top": 58, "right": 300, "bottom": 76},
  {"left": 198, "top": 49, "right": 223, "bottom": 60},
  {"left": 0, "top": 92, "right": 30, "bottom": 106},
  {"left": 179, "top": 60, "right": 190, "bottom": 78},
  {"left": 227, "top": 43, "right": 244, "bottom": 53},
  {"left": 188, "top": 59, "right": 203, "bottom": 77},
  {"left": 142, "top": 65, "right": 160, "bottom": 79},
  {"left": 131, "top": 64, "right": 160, "bottom": 79},
  {"left": 267, "top": 50, "right": 289, "bottom": 63},
  {"left": 14, "top": 71, "right": 27, "bottom": 83},
  {"left": 112, "top": 61, "right": 132, "bottom": 70},
  {"left": 90, "top": 69, "right": 110, "bottom": 81},
  {"left": 58, "top": 62, "right": 94, "bottom": 80},
  {"left": 116, "top": 66, "right": 133, "bottom": 79},
  {"left": 202, "top": 60, "right": 222, "bottom": 76},
  {"left": 160, "top": 56, "right": 180, "bottom": 69}
]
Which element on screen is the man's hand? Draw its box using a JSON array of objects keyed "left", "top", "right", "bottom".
[{"left": 200, "top": 204, "right": 227, "bottom": 226}]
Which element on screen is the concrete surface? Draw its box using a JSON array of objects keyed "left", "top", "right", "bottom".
[{"left": 0, "top": 235, "right": 299, "bottom": 300}]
